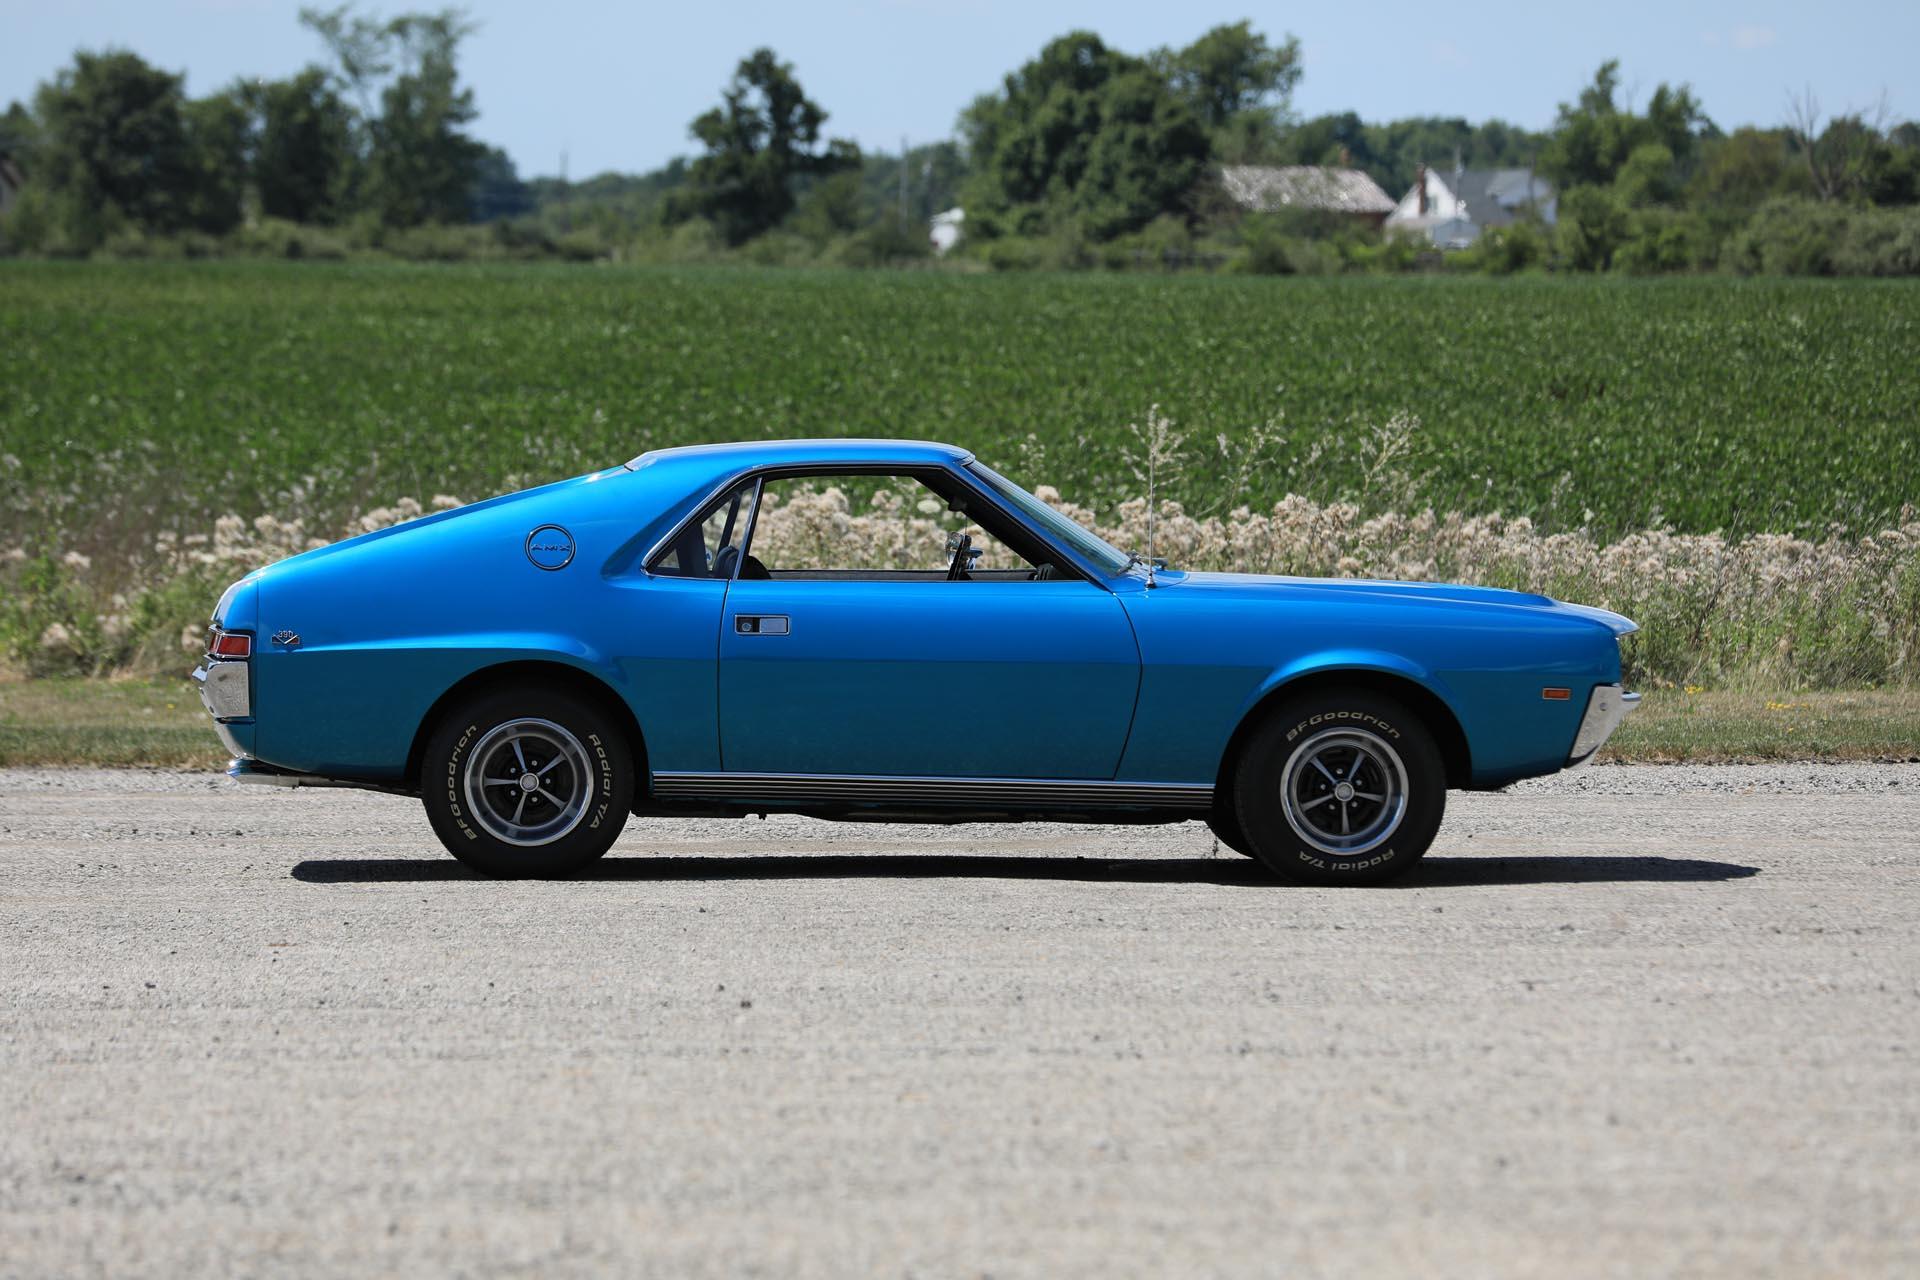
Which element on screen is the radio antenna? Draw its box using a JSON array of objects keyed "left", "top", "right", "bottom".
[{"left": 1145, "top": 445, "right": 1157, "bottom": 588}]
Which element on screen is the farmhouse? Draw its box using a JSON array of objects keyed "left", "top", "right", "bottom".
[
  {"left": 1218, "top": 165, "right": 1397, "bottom": 229},
  {"left": 1385, "top": 165, "right": 1556, "bottom": 249}
]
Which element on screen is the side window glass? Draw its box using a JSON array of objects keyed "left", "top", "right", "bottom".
[
  {"left": 748, "top": 474, "right": 1039, "bottom": 579},
  {"left": 651, "top": 480, "right": 758, "bottom": 578}
]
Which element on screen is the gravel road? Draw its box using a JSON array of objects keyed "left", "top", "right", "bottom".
[{"left": 3, "top": 765, "right": 1917, "bottom": 1278}]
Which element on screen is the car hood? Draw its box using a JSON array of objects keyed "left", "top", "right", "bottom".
[{"left": 1157, "top": 570, "right": 1638, "bottom": 636}]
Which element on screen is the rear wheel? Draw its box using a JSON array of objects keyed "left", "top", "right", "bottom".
[
  {"left": 421, "top": 686, "right": 634, "bottom": 877},
  {"left": 1232, "top": 689, "right": 1445, "bottom": 885}
]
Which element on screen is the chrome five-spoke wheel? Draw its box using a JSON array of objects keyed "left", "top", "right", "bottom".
[
  {"left": 1233, "top": 692, "right": 1443, "bottom": 884},
  {"left": 423, "top": 687, "right": 633, "bottom": 876},
  {"left": 1279, "top": 727, "right": 1410, "bottom": 857},
  {"left": 461, "top": 717, "right": 595, "bottom": 847}
]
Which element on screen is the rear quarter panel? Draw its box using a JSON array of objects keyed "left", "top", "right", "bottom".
[{"left": 246, "top": 463, "right": 726, "bottom": 781}]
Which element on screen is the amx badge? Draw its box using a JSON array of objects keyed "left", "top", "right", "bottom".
[{"left": 524, "top": 524, "right": 576, "bottom": 571}]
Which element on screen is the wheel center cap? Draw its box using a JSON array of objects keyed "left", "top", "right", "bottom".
[
  {"left": 1333, "top": 782, "right": 1355, "bottom": 801},
  {"left": 518, "top": 772, "right": 540, "bottom": 792}
]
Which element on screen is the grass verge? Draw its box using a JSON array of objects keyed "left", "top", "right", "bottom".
[
  {"left": 1, "top": 680, "right": 1915, "bottom": 772},
  {"left": 1596, "top": 688, "right": 1920, "bottom": 764},
  {"left": 0, "top": 676, "right": 226, "bottom": 769}
]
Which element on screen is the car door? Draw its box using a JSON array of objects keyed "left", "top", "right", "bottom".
[{"left": 717, "top": 574, "right": 1140, "bottom": 778}]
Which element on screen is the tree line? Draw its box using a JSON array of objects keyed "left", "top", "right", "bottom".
[
  {"left": 2, "top": 9, "right": 1916, "bottom": 274},
  {"left": 0, "top": 6, "right": 527, "bottom": 255}
]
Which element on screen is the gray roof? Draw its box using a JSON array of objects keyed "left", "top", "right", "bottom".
[
  {"left": 1219, "top": 165, "right": 1396, "bottom": 216},
  {"left": 1446, "top": 168, "right": 1553, "bottom": 229}
]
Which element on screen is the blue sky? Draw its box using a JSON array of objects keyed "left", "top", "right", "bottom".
[{"left": 3, "top": 1, "right": 1913, "bottom": 180}]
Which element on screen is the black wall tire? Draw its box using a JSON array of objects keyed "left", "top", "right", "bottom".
[
  {"left": 1232, "top": 688, "right": 1445, "bottom": 885},
  {"left": 420, "top": 686, "right": 634, "bottom": 877}
]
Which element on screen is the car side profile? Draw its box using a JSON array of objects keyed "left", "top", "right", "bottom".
[{"left": 195, "top": 439, "right": 1638, "bottom": 884}]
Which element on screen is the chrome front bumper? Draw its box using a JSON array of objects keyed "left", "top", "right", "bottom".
[{"left": 1568, "top": 683, "right": 1640, "bottom": 766}]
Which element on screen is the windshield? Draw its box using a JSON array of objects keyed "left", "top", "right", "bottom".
[{"left": 967, "top": 461, "right": 1133, "bottom": 576}]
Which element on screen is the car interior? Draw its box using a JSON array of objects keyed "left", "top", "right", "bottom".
[{"left": 649, "top": 469, "right": 1070, "bottom": 583}]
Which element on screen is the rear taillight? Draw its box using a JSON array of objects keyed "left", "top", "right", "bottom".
[{"left": 209, "top": 629, "right": 252, "bottom": 659}]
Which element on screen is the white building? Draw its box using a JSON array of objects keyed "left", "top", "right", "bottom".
[
  {"left": 929, "top": 207, "right": 965, "bottom": 255},
  {"left": 1385, "top": 166, "right": 1556, "bottom": 249}
]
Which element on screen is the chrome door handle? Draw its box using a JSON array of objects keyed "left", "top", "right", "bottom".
[{"left": 735, "top": 615, "right": 790, "bottom": 636}]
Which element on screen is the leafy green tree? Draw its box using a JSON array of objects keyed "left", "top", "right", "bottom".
[
  {"left": 181, "top": 90, "right": 251, "bottom": 233},
  {"left": 252, "top": 67, "right": 356, "bottom": 223},
  {"left": 30, "top": 50, "right": 197, "bottom": 241},
  {"left": 961, "top": 32, "right": 1207, "bottom": 240},
  {"left": 667, "top": 48, "right": 859, "bottom": 245},
  {"left": 1786, "top": 98, "right": 1920, "bottom": 207},
  {"left": 1542, "top": 61, "right": 1705, "bottom": 190},
  {"left": 1557, "top": 184, "right": 1630, "bottom": 270},
  {"left": 1688, "top": 128, "right": 1808, "bottom": 213},
  {"left": 299, "top": 5, "right": 403, "bottom": 118},
  {"left": 1153, "top": 21, "right": 1300, "bottom": 163},
  {"left": 301, "top": 6, "right": 485, "bottom": 226},
  {"left": 0, "top": 100, "right": 34, "bottom": 167},
  {"left": 1155, "top": 21, "right": 1300, "bottom": 130},
  {"left": 1275, "top": 111, "right": 1379, "bottom": 173},
  {"left": 365, "top": 42, "right": 485, "bottom": 225},
  {"left": 0, "top": 102, "right": 45, "bottom": 249},
  {"left": 1077, "top": 67, "right": 1213, "bottom": 237},
  {"left": 1614, "top": 142, "right": 1679, "bottom": 207},
  {"left": 789, "top": 167, "right": 864, "bottom": 243}
]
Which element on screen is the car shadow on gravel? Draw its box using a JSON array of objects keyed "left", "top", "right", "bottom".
[{"left": 290, "top": 853, "right": 1760, "bottom": 886}]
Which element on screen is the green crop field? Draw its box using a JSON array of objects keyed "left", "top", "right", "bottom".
[{"left": 2, "top": 261, "right": 1918, "bottom": 571}]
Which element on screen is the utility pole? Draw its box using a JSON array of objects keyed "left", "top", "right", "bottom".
[{"left": 899, "top": 135, "right": 909, "bottom": 222}]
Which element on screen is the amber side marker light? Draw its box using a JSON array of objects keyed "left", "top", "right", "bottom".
[{"left": 1542, "top": 687, "right": 1572, "bottom": 701}]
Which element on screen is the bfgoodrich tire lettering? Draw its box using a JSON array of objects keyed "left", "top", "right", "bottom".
[
  {"left": 421, "top": 686, "right": 633, "bottom": 877},
  {"left": 1232, "top": 688, "right": 1446, "bottom": 885}
]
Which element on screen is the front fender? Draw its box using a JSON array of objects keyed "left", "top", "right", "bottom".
[{"left": 1236, "top": 648, "right": 1458, "bottom": 730}]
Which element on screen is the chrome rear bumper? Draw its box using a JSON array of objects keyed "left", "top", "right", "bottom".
[
  {"left": 1567, "top": 684, "right": 1640, "bottom": 767},
  {"left": 192, "top": 660, "right": 250, "bottom": 719},
  {"left": 228, "top": 758, "right": 414, "bottom": 796}
]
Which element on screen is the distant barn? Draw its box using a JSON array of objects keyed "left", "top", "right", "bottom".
[{"left": 1218, "top": 165, "right": 1397, "bottom": 230}]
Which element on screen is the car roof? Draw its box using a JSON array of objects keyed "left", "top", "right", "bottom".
[{"left": 625, "top": 438, "right": 974, "bottom": 473}]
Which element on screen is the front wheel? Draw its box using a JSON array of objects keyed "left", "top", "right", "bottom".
[
  {"left": 421, "top": 686, "right": 634, "bottom": 877},
  {"left": 1232, "top": 689, "right": 1445, "bottom": 885}
]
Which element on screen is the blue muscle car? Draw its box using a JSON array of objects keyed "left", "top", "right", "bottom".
[{"left": 194, "top": 439, "right": 1638, "bottom": 883}]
